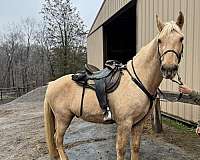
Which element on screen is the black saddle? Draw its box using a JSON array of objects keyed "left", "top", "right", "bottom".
[
  {"left": 85, "top": 64, "right": 100, "bottom": 74},
  {"left": 72, "top": 60, "right": 124, "bottom": 116},
  {"left": 72, "top": 60, "right": 123, "bottom": 91}
]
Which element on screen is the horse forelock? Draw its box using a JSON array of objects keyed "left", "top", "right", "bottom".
[{"left": 158, "top": 21, "right": 184, "bottom": 39}]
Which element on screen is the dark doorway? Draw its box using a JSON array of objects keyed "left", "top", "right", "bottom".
[{"left": 103, "top": 1, "right": 137, "bottom": 64}]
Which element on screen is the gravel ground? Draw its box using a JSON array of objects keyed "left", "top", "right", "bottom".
[{"left": 0, "top": 86, "right": 197, "bottom": 160}]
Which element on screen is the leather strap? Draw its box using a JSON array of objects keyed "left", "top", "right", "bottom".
[
  {"left": 77, "top": 84, "right": 86, "bottom": 117},
  {"left": 126, "top": 61, "right": 157, "bottom": 101},
  {"left": 125, "top": 60, "right": 157, "bottom": 126},
  {"left": 158, "top": 44, "right": 183, "bottom": 64}
]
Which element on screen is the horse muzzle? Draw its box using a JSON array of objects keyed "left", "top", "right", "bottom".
[{"left": 160, "top": 64, "right": 178, "bottom": 79}]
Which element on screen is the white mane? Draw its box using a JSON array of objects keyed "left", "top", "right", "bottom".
[{"left": 159, "top": 21, "right": 184, "bottom": 38}]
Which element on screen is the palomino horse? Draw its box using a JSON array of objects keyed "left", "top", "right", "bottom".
[{"left": 44, "top": 12, "right": 184, "bottom": 160}]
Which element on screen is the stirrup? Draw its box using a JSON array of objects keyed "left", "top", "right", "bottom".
[{"left": 103, "top": 110, "right": 112, "bottom": 121}]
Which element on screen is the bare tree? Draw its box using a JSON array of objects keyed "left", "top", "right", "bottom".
[
  {"left": 0, "top": 0, "right": 87, "bottom": 91},
  {"left": 19, "top": 18, "right": 36, "bottom": 88},
  {"left": 41, "top": 0, "right": 87, "bottom": 76},
  {"left": 0, "top": 24, "right": 23, "bottom": 88},
  {"left": 34, "top": 23, "right": 56, "bottom": 79}
]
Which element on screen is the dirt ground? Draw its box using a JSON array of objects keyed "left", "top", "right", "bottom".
[{"left": 0, "top": 86, "right": 199, "bottom": 160}]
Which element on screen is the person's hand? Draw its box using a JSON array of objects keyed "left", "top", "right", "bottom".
[
  {"left": 196, "top": 127, "right": 200, "bottom": 136},
  {"left": 178, "top": 85, "right": 193, "bottom": 94}
]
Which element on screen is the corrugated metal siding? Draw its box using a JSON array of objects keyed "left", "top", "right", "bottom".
[
  {"left": 87, "top": 0, "right": 132, "bottom": 69},
  {"left": 137, "top": 0, "right": 200, "bottom": 123},
  {"left": 89, "top": 0, "right": 131, "bottom": 35},
  {"left": 87, "top": 27, "right": 104, "bottom": 69}
]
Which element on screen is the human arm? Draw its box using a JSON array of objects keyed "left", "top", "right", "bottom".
[
  {"left": 178, "top": 85, "right": 193, "bottom": 94},
  {"left": 179, "top": 85, "right": 200, "bottom": 136},
  {"left": 178, "top": 85, "right": 200, "bottom": 105},
  {"left": 196, "top": 120, "right": 200, "bottom": 137}
]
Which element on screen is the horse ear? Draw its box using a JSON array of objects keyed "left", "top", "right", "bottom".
[
  {"left": 176, "top": 11, "right": 184, "bottom": 30},
  {"left": 156, "top": 14, "right": 164, "bottom": 32}
]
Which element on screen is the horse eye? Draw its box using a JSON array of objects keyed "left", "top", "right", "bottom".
[
  {"left": 158, "top": 39, "right": 161, "bottom": 43},
  {"left": 180, "top": 37, "right": 184, "bottom": 42}
]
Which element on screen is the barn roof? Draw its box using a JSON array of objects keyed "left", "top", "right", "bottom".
[{"left": 88, "top": 0, "right": 132, "bottom": 37}]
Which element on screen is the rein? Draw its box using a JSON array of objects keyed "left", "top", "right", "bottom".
[{"left": 158, "top": 72, "right": 183, "bottom": 102}]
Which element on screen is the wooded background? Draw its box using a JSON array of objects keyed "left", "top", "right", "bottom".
[{"left": 0, "top": 0, "right": 87, "bottom": 89}]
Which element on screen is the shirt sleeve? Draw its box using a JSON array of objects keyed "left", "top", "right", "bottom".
[
  {"left": 189, "top": 90, "right": 200, "bottom": 105},
  {"left": 188, "top": 91, "right": 200, "bottom": 126},
  {"left": 197, "top": 120, "right": 200, "bottom": 127}
]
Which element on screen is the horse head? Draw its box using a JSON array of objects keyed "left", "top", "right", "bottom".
[{"left": 156, "top": 12, "right": 184, "bottom": 79}]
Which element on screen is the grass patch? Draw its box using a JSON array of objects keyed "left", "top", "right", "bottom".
[
  {"left": 0, "top": 97, "right": 16, "bottom": 105},
  {"left": 162, "top": 116, "right": 196, "bottom": 134}
]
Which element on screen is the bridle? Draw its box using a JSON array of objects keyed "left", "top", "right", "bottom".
[
  {"left": 158, "top": 42, "right": 184, "bottom": 64},
  {"left": 157, "top": 38, "right": 184, "bottom": 101},
  {"left": 125, "top": 37, "right": 184, "bottom": 121},
  {"left": 124, "top": 30, "right": 185, "bottom": 124}
]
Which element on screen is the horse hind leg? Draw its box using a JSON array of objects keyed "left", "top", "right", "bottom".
[
  {"left": 44, "top": 99, "right": 59, "bottom": 160},
  {"left": 55, "top": 112, "right": 74, "bottom": 160},
  {"left": 130, "top": 122, "right": 144, "bottom": 160}
]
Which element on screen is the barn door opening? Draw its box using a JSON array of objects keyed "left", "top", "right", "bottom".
[{"left": 103, "top": 1, "right": 137, "bottom": 64}]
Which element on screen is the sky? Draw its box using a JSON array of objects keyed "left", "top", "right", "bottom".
[{"left": 0, "top": 0, "right": 104, "bottom": 32}]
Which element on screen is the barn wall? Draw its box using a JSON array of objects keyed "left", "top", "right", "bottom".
[
  {"left": 137, "top": 0, "right": 200, "bottom": 123},
  {"left": 87, "top": 0, "right": 133, "bottom": 68},
  {"left": 89, "top": 0, "right": 132, "bottom": 35},
  {"left": 87, "top": 27, "right": 104, "bottom": 69}
]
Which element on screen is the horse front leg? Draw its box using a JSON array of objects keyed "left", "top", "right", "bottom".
[
  {"left": 116, "top": 120, "right": 132, "bottom": 160},
  {"left": 130, "top": 122, "right": 144, "bottom": 160}
]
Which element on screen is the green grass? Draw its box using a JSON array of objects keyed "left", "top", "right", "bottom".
[
  {"left": 0, "top": 97, "right": 16, "bottom": 105},
  {"left": 162, "top": 117, "right": 196, "bottom": 134}
]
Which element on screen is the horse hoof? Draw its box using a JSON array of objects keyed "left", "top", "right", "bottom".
[{"left": 50, "top": 156, "right": 59, "bottom": 160}]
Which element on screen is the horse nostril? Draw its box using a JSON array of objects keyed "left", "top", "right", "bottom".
[
  {"left": 161, "top": 66, "right": 165, "bottom": 72},
  {"left": 172, "top": 65, "right": 178, "bottom": 71},
  {"left": 161, "top": 64, "right": 178, "bottom": 73}
]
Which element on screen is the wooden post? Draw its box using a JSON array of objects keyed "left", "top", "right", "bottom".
[
  {"left": 16, "top": 87, "right": 19, "bottom": 97},
  {"left": 151, "top": 98, "right": 163, "bottom": 133},
  {"left": 0, "top": 90, "right": 2, "bottom": 101},
  {"left": 19, "top": 88, "right": 22, "bottom": 96}
]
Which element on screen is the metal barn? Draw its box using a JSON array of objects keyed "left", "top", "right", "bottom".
[{"left": 87, "top": 0, "right": 200, "bottom": 123}]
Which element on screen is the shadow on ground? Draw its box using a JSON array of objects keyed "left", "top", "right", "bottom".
[{"left": 65, "top": 119, "right": 193, "bottom": 160}]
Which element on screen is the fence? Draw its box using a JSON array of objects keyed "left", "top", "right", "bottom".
[{"left": 0, "top": 85, "right": 35, "bottom": 102}]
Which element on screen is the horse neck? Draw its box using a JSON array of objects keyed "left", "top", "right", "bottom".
[{"left": 127, "top": 37, "right": 163, "bottom": 94}]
